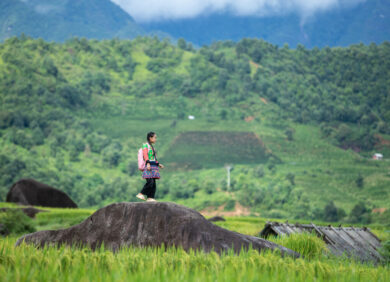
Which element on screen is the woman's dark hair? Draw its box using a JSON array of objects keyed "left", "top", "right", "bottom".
[{"left": 147, "top": 132, "right": 156, "bottom": 143}]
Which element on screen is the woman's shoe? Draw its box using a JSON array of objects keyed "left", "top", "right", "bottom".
[
  {"left": 136, "top": 193, "right": 146, "bottom": 201},
  {"left": 146, "top": 198, "right": 157, "bottom": 202}
]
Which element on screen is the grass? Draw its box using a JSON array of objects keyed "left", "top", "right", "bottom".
[
  {"left": 0, "top": 219, "right": 389, "bottom": 281},
  {"left": 0, "top": 203, "right": 94, "bottom": 231},
  {"left": 1, "top": 205, "right": 390, "bottom": 281}
]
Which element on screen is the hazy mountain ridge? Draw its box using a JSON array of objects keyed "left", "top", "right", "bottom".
[
  {"left": 0, "top": 0, "right": 144, "bottom": 41},
  {"left": 1, "top": 0, "right": 389, "bottom": 47},
  {"left": 140, "top": 0, "right": 390, "bottom": 47}
]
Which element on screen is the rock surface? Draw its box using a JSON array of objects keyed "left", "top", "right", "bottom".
[
  {"left": 16, "top": 202, "right": 299, "bottom": 257},
  {"left": 6, "top": 179, "right": 77, "bottom": 208},
  {"left": 208, "top": 216, "right": 226, "bottom": 222}
]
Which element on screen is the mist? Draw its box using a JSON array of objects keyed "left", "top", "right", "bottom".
[{"left": 111, "top": 0, "right": 366, "bottom": 23}]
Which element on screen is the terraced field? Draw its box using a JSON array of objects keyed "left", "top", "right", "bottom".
[{"left": 163, "top": 131, "right": 270, "bottom": 168}]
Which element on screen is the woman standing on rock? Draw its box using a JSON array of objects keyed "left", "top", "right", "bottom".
[{"left": 136, "top": 132, "right": 164, "bottom": 202}]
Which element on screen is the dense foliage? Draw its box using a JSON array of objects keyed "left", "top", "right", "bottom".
[
  {"left": 0, "top": 36, "right": 389, "bottom": 224},
  {"left": 0, "top": 209, "right": 35, "bottom": 235}
]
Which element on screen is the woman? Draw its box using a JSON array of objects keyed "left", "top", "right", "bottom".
[{"left": 136, "top": 132, "right": 164, "bottom": 202}]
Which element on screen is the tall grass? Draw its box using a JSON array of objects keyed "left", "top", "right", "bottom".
[
  {"left": 268, "top": 232, "right": 329, "bottom": 259},
  {"left": 0, "top": 237, "right": 389, "bottom": 282},
  {"left": 1, "top": 209, "right": 389, "bottom": 281}
]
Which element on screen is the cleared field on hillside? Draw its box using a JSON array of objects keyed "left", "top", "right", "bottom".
[{"left": 163, "top": 131, "right": 270, "bottom": 168}]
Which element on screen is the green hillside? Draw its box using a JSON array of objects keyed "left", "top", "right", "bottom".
[
  {"left": 0, "top": 36, "right": 389, "bottom": 225},
  {"left": 163, "top": 131, "right": 270, "bottom": 169}
]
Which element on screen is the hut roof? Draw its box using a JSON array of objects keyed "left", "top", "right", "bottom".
[{"left": 259, "top": 221, "right": 383, "bottom": 263}]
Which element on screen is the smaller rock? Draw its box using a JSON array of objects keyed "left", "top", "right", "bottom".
[
  {"left": 208, "top": 216, "right": 226, "bottom": 222},
  {"left": 6, "top": 178, "right": 77, "bottom": 208}
]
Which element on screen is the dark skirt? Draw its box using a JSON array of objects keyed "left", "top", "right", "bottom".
[{"left": 142, "top": 163, "right": 160, "bottom": 179}]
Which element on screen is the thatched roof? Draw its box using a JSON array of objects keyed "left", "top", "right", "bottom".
[{"left": 259, "top": 221, "right": 383, "bottom": 263}]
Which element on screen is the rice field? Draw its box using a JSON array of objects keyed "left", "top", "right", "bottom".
[
  {"left": 1, "top": 235, "right": 389, "bottom": 282},
  {"left": 0, "top": 207, "right": 389, "bottom": 282}
]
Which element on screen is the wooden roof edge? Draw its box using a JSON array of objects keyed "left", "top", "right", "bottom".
[
  {"left": 265, "top": 221, "right": 315, "bottom": 228},
  {"left": 363, "top": 227, "right": 382, "bottom": 243},
  {"left": 339, "top": 226, "right": 383, "bottom": 262},
  {"left": 263, "top": 222, "right": 381, "bottom": 240},
  {"left": 350, "top": 226, "right": 383, "bottom": 251}
]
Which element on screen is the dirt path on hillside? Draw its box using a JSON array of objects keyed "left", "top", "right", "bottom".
[{"left": 200, "top": 201, "right": 258, "bottom": 217}]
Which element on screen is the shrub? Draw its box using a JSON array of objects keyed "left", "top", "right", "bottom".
[
  {"left": 323, "top": 201, "right": 346, "bottom": 222},
  {"left": 0, "top": 209, "right": 36, "bottom": 235},
  {"left": 254, "top": 165, "right": 265, "bottom": 178},
  {"left": 356, "top": 174, "right": 364, "bottom": 188},
  {"left": 379, "top": 239, "right": 390, "bottom": 263},
  {"left": 224, "top": 199, "right": 236, "bottom": 211},
  {"left": 269, "top": 232, "right": 328, "bottom": 259},
  {"left": 203, "top": 180, "right": 214, "bottom": 194},
  {"left": 286, "top": 173, "right": 295, "bottom": 185},
  {"left": 348, "top": 202, "right": 371, "bottom": 224},
  {"left": 285, "top": 128, "right": 295, "bottom": 141},
  {"left": 126, "top": 162, "right": 139, "bottom": 176},
  {"left": 170, "top": 184, "right": 194, "bottom": 199}
]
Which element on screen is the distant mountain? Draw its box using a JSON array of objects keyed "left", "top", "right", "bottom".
[
  {"left": 1, "top": 0, "right": 389, "bottom": 47},
  {"left": 140, "top": 0, "right": 390, "bottom": 48},
  {"left": 0, "top": 0, "right": 144, "bottom": 41}
]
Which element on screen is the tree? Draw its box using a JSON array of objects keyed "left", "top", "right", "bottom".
[
  {"left": 356, "top": 174, "right": 364, "bottom": 188},
  {"left": 42, "top": 57, "right": 58, "bottom": 77},
  {"left": 220, "top": 109, "right": 228, "bottom": 120},
  {"left": 177, "top": 38, "right": 187, "bottom": 50},
  {"left": 323, "top": 201, "right": 345, "bottom": 222},
  {"left": 127, "top": 162, "right": 138, "bottom": 176},
  {"left": 286, "top": 173, "right": 295, "bottom": 185},
  {"left": 349, "top": 202, "right": 371, "bottom": 224},
  {"left": 102, "top": 143, "right": 122, "bottom": 167},
  {"left": 285, "top": 128, "right": 295, "bottom": 141}
]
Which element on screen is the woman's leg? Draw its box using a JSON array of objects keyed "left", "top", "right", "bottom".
[
  {"left": 141, "top": 178, "right": 154, "bottom": 198},
  {"left": 149, "top": 179, "right": 156, "bottom": 199}
]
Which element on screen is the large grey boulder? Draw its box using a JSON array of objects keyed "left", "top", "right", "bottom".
[
  {"left": 6, "top": 179, "right": 77, "bottom": 208},
  {"left": 16, "top": 202, "right": 299, "bottom": 257}
]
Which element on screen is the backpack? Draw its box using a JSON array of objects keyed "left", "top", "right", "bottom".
[
  {"left": 138, "top": 147, "right": 146, "bottom": 171},
  {"left": 138, "top": 143, "right": 157, "bottom": 171}
]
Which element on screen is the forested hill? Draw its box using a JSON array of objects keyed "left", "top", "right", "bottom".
[
  {"left": 0, "top": 0, "right": 144, "bottom": 41},
  {"left": 0, "top": 36, "right": 389, "bottom": 224}
]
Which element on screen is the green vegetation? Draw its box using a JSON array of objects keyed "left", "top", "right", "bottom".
[
  {"left": 0, "top": 36, "right": 389, "bottom": 225},
  {"left": 164, "top": 131, "right": 269, "bottom": 169},
  {"left": 1, "top": 237, "right": 389, "bottom": 282},
  {"left": 0, "top": 206, "right": 390, "bottom": 282},
  {"left": 0, "top": 209, "right": 35, "bottom": 235}
]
